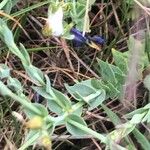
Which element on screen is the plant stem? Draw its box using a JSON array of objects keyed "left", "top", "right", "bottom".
[
  {"left": 68, "top": 119, "right": 107, "bottom": 143},
  {"left": 0, "top": 81, "right": 42, "bottom": 115},
  {"left": 18, "top": 132, "right": 40, "bottom": 150},
  {"left": 72, "top": 101, "right": 85, "bottom": 111},
  {"left": 82, "top": 0, "right": 90, "bottom": 36}
]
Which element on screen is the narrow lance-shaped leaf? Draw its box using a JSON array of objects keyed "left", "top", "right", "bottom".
[{"left": 66, "top": 114, "right": 88, "bottom": 136}]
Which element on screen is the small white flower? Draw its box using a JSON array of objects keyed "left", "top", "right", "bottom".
[{"left": 47, "top": 6, "right": 64, "bottom": 36}]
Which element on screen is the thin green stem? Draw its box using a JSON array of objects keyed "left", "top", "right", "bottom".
[
  {"left": 0, "top": 81, "right": 42, "bottom": 115},
  {"left": 18, "top": 132, "right": 40, "bottom": 150},
  {"left": 82, "top": 0, "right": 90, "bottom": 36},
  {"left": 68, "top": 119, "right": 107, "bottom": 143},
  {"left": 72, "top": 101, "right": 84, "bottom": 111}
]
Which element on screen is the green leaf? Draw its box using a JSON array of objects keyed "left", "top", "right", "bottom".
[
  {"left": 144, "top": 103, "right": 150, "bottom": 109},
  {"left": 32, "top": 86, "right": 72, "bottom": 115},
  {"left": 108, "top": 123, "right": 135, "bottom": 142},
  {"left": 108, "top": 141, "right": 128, "bottom": 150},
  {"left": 97, "top": 59, "right": 117, "bottom": 84},
  {"left": 32, "top": 86, "right": 63, "bottom": 114},
  {"left": 7, "top": 77, "right": 23, "bottom": 94},
  {"left": 45, "top": 74, "right": 52, "bottom": 93},
  {"left": 65, "top": 83, "right": 96, "bottom": 101},
  {"left": 0, "top": 0, "right": 9, "bottom": 10},
  {"left": 45, "top": 75, "right": 72, "bottom": 112},
  {"left": 32, "top": 86, "right": 51, "bottom": 100},
  {"left": 0, "top": 0, "right": 19, "bottom": 14},
  {"left": 125, "top": 108, "right": 146, "bottom": 119},
  {"left": 112, "top": 48, "right": 128, "bottom": 73},
  {"left": 19, "top": 43, "right": 31, "bottom": 66},
  {"left": 88, "top": 89, "right": 106, "bottom": 110},
  {"left": 0, "top": 63, "right": 10, "bottom": 79},
  {"left": 19, "top": 130, "right": 40, "bottom": 150},
  {"left": 111, "top": 65, "right": 125, "bottom": 84},
  {"left": 72, "top": 105, "right": 83, "bottom": 116},
  {"left": 142, "top": 109, "right": 150, "bottom": 123},
  {"left": 66, "top": 114, "right": 87, "bottom": 136},
  {"left": 44, "top": 118, "right": 55, "bottom": 135},
  {"left": 66, "top": 82, "right": 106, "bottom": 109},
  {"left": 50, "top": 88, "right": 72, "bottom": 112},
  {"left": 24, "top": 103, "right": 48, "bottom": 119},
  {"left": 70, "top": 2, "right": 86, "bottom": 31},
  {"left": 0, "top": 19, "right": 22, "bottom": 56},
  {"left": 106, "top": 81, "right": 120, "bottom": 98},
  {"left": 101, "top": 104, "right": 121, "bottom": 126},
  {"left": 66, "top": 114, "right": 107, "bottom": 143},
  {"left": 130, "top": 112, "right": 147, "bottom": 124},
  {"left": 47, "top": 100, "right": 64, "bottom": 115},
  {"left": 25, "top": 65, "right": 45, "bottom": 86},
  {"left": 132, "top": 128, "right": 150, "bottom": 150}
]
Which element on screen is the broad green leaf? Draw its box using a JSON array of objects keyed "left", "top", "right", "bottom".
[
  {"left": 0, "top": 63, "right": 10, "bottom": 79},
  {"left": 43, "top": 118, "right": 55, "bottom": 135},
  {"left": 66, "top": 82, "right": 105, "bottom": 109},
  {"left": 91, "top": 79, "right": 110, "bottom": 91},
  {"left": 19, "top": 130, "right": 40, "bottom": 150},
  {"left": 97, "top": 59, "right": 117, "bottom": 84},
  {"left": 70, "top": 2, "right": 85, "bottom": 31},
  {"left": 2, "top": 0, "right": 19, "bottom": 14},
  {"left": 125, "top": 108, "right": 146, "bottom": 118},
  {"left": 112, "top": 48, "right": 128, "bottom": 73},
  {"left": 32, "top": 86, "right": 72, "bottom": 114},
  {"left": 32, "top": 86, "right": 51, "bottom": 100},
  {"left": 24, "top": 103, "right": 48, "bottom": 119},
  {"left": 25, "top": 65, "right": 45, "bottom": 86},
  {"left": 47, "top": 100, "right": 64, "bottom": 115},
  {"left": 91, "top": 79, "right": 120, "bottom": 99},
  {"left": 0, "top": 0, "right": 9, "bottom": 10},
  {"left": 78, "top": 0, "right": 96, "bottom": 6},
  {"left": 111, "top": 65, "right": 125, "bottom": 84},
  {"left": 75, "top": 79, "right": 94, "bottom": 87},
  {"left": 133, "top": 128, "right": 150, "bottom": 150},
  {"left": 50, "top": 88, "right": 72, "bottom": 111},
  {"left": 144, "top": 103, "right": 150, "bottom": 109},
  {"left": 24, "top": 130, "right": 40, "bottom": 144},
  {"left": 130, "top": 112, "right": 147, "bottom": 124},
  {"left": 7, "top": 77, "right": 23, "bottom": 94},
  {"left": 0, "top": 19, "right": 27, "bottom": 63},
  {"left": 101, "top": 104, "right": 121, "bottom": 126},
  {"left": 88, "top": 89, "right": 106, "bottom": 110},
  {"left": 66, "top": 114, "right": 87, "bottom": 136},
  {"left": 19, "top": 43, "right": 31, "bottom": 66},
  {"left": 72, "top": 105, "right": 83, "bottom": 116},
  {"left": 65, "top": 83, "right": 96, "bottom": 101},
  {"left": 106, "top": 81, "right": 120, "bottom": 98},
  {"left": 142, "top": 109, "right": 150, "bottom": 122},
  {"left": 45, "top": 75, "right": 72, "bottom": 111},
  {"left": 66, "top": 114, "right": 107, "bottom": 143}
]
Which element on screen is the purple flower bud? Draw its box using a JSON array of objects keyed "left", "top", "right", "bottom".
[
  {"left": 88, "top": 35, "right": 105, "bottom": 45},
  {"left": 70, "top": 28, "right": 87, "bottom": 44},
  {"left": 70, "top": 28, "right": 105, "bottom": 48}
]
